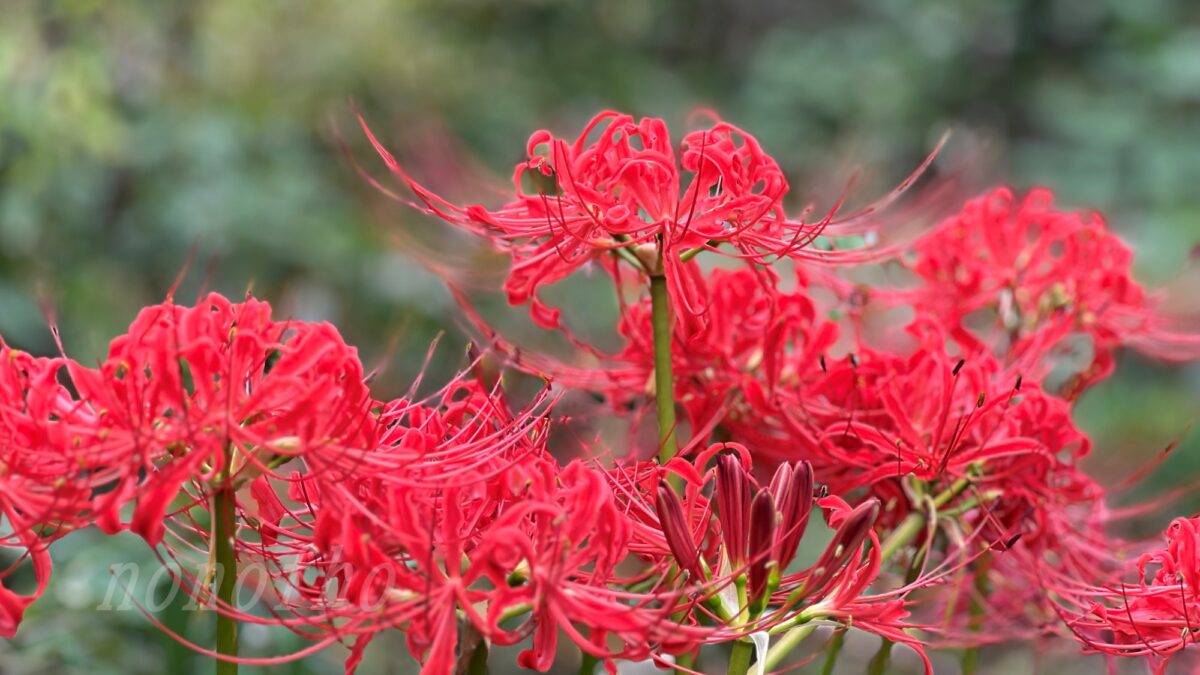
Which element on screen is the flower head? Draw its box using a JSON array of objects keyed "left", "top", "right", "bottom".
[
  {"left": 361, "top": 110, "right": 923, "bottom": 331},
  {"left": 910, "top": 187, "right": 1200, "bottom": 395},
  {"left": 1059, "top": 516, "right": 1200, "bottom": 674}
]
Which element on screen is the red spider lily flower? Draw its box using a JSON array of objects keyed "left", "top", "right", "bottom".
[
  {"left": 361, "top": 111, "right": 788, "bottom": 328},
  {"left": 0, "top": 342, "right": 113, "bottom": 635},
  {"left": 260, "top": 376, "right": 701, "bottom": 674},
  {"left": 360, "top": 111, "right": 938, "bottom": 331},
  {"left": 631, "top": 266, "right": 837, "bottom": 413},
  {"left": 1056, "top": 516, "right": 1200, "bottom": 674},
  {"left": 908, "top": 187, "right": 1200, "bottom": 395},
  {"left": 60, "top": 292, "right": 381, "bottom": 547},
  {"left": 714, "top": 321, "right": 1126, "bottom": 646},
  {"left": 735, "top": 322, "right": 1100, "bottom": 536},
  {"left": 243, "top": 376, "right": 559, "bottom": 668},
  {"left": 0, "top": 292, "right": 403, "bottom": 656},
  {"left": 0, "top": 344, "right": 100, "bottom": 533},
  {"left": 481, "top": 461, "right": 704, "bottom": 671}
]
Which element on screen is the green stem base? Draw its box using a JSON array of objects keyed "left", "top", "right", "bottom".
[{"left": 213, "top": 487, "right": 238, "bottom": 675}]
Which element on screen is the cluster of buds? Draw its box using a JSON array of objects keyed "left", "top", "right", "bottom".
[{"left": 2, "top": 110, "right": 1199, "bottom": 675}]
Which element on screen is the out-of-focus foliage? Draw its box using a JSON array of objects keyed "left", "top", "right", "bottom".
[{"left": 1, "top": 0, "right": 1198, "bottom": 672}]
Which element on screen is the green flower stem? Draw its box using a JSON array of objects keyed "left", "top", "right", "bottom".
[
  {"left": 678, "top": 239, "right": 719, "bottom": 264},
  {"left": 880, "top": 475, "right": 972, "bottom": 561},
  {"left": 727, "top": 640, "right": 754, "bottom": 675},
  {"left": 649, "top": 272, "right": 678, "bottom": 464},
  {"left": 213, "top": 485, "right": 238, "bottom": 675},
  {"left": 962, "top": 551, "right": 993, "bottom": 675},
  {"left": 466, "top": 638, "right": 490, "bottom": 675},
  {"left": 760, "top": 624, "right": 816, "bottom": 673},
  {"left": 820, "top": 629, "right": 845, "bottom": 675},
  {"left": 867, "top": 639, "right": 893, "bottom": 675}
]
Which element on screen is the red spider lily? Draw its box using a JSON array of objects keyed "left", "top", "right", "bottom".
[
  {"left": 1056, "top": 516, "right": 1200, "bottom": 674},
  {"left": 0, "top": 342, "right": 111, "bottom": 636},
  {"left": 253, "top": 374, "right": 702, "bottom": 675},
  {"left": 0, "top": 343, "right": 101, "bottom": 534},
  {"left": 242, "top": 377, "right": 557, "bottom": 665},
  {"left": 622, "top": 265, "right": 836, "bottom": 404},
  {"left": 706, "top": 321, "right": 1129, "bottom": 645},
  {"left": 907, "top": 187, "right": 1200, "bottom": 396},
  {"left": 480, "top": 461, "right": 702, "bottom": 670},
  {"left": 361, "top": 111, "right": 782, "bottom": 328},
  {"left": 727, "top": 322, "right": 1099, "bottom": 533},
  {"left": 59, "top": 292, "right": 382, "bottom": 547},
  {"left": 360, "top": 111, "right": 938, "bottom": 331},
  {"left": 1, "top": 292, "right": 388, "bottom": 644}
]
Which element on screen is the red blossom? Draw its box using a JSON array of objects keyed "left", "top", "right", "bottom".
[
  {"left": 908, "top": 187, "right": 1200, "bottom": 395},
  {"left": 361, "top": 111, "right": 938, "bottom": 333},
  {"left": 63, "top": 292, "right": 381, "bottom": 546},
  {"left": 256, "top": 373, "right": 706, "bottom": 674},
  {"left": 0, "top": 342, "right": 108, "bottom": 635},
  {"left": 1057, "top": 516, "right": 1200, "bottom": 674}
]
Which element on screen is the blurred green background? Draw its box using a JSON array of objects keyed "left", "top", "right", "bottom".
[{"left": 2, "top": 0, "right": 1199, "bottom": 672}]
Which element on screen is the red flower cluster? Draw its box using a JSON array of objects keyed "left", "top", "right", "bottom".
[
  {"left": 906, "top": 187, "right": 1200, "bottom": 396},
  {"left": 361, "top": 110, "right": 932, "bottom": 331},
  {"left": 355, "top": 112, "right": 1200, "bottom": 671},
  {"left": 1060, "top": 516, "right": 1200, "bottom": 674},
  {"left": 3, "top": 111, "right": 1199, "bottom": 675},
  {"left": 2, "top": 293, "right": 381, "bottom": 637}
]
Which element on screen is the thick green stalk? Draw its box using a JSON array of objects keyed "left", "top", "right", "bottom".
[
  {"left": 819, "top": 629, "right": 845, "bottom": 675},
  {"left": 962, "top": 638, "right": 980, "bottom": 674},
  {"left": 866, "top": 639, "right": 892, "bottom": 675},
  {"left": 213, "top": 486, "right": 238, "bottom": 675},
  {"left": 727, "top": 640, "right": 754, "bottom": 675},
  {"left": 649, "top": 273, "right": 678, "bottom": 463},
  {"left": 466, "top": 639, "right": 490, "bottom": 675},
  {"left": 760, "top": 624, "right": 816, "bottom": 672},
  {"left": 962, "top": 551, "right": 993, "bottom": 675},
  {"left": 578, "top": 652, "right": 597, "bottom": 675}
]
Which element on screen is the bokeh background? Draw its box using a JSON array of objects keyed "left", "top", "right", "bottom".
[{"left": 2, "top": 0, "right": 1199, "bottom": 672}]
